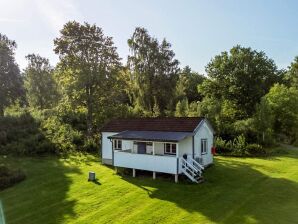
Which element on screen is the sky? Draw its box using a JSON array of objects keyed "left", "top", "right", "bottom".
[{"left": 1, "top": 0, "right": 298, "bottom": 74}]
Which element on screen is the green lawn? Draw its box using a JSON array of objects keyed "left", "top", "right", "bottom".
[{"left": 0, "top": 149, "right": 298, "bottom": 224}]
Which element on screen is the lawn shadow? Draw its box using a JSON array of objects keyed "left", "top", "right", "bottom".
[
  {"left": 121, "top": 157, "right": 298, "bottom": 224},
  {"left": 89, "top": 178, "right": 101, "bottom": 185},
  {"left": 0, "top": 156, "right": 82, "bottom": 224}
]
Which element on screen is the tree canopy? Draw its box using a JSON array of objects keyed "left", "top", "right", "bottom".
[
  {"left": 1, "top": 23, "right": 298, "bottom": 154},
  {"left": 54, "top": 21, "right": 121, "bottom": 135},
  {"left": 127, "top": 27, "right": 180, "bottom": 116},
  {"left": 24, "top": 54, "right": 59, "bottom": 109},
  {"left": 200, "top": 45, "right": 283, "bottom": 118},
  {"left": 0, "top": 34, "right": 23, "bottom": 116}
]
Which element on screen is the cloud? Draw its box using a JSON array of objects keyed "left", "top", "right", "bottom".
[
  {"left": 0, "top": 18, "right": 23, "bottom": 23},
  {"left": 35, "top": 0, "right": 83, "bottom": 33}
]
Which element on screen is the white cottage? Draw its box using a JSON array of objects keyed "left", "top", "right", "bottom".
[{"left": 101, "top": 117, "right": 214, "bottom": 183}]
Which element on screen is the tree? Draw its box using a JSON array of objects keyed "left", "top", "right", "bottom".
[
  {"left": 285, "top": 56, "right": 298, "bottom": 88},
  {"left": 0, "top": 34, "right": 23, "bottom": 116},
  {"left": 54, "top": 21, "right": 121, "bottom": 135},
  {"left": 201, "top": 45, "right": 283, "bottom": 118},
  {"left": 175, "top": 98, "right": 189, "bottom": 117},
  {"left": 253, "top": 97, "right": 274, "bottom": 145},
  {"left": 265, "top": 84, "right": 298, "bottom": 143},
  {"left": 127, "top": 27, "right": 179, "bottom": 115},
  {"left": 176, "top": 66, "right": 205, "bottom": 102},
  {"left": 24, "top": 54, "right": 59, "bottom": 109}
]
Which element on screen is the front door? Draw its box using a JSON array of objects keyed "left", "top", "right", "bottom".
[{"left": 137, "top": 142, "right": 146, "bottom": 154}]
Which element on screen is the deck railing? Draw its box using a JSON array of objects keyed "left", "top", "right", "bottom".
[{"left": 114, "top": 150, "right": 178, "bottom": 174}]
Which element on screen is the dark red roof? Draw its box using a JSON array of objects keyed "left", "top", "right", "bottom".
[{"left": 101, "top": 117, "right": 204, "bottom": 132}]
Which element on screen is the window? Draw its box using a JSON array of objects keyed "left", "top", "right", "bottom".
[
  {"left": 201, "top": 139, "right": 207, "bottom": 154},
  {"left": 164, "top": 143, "right": 177, "bottom": 155},
  {"left": 113, "top": 139, "right": 122, "bottom": 150}
]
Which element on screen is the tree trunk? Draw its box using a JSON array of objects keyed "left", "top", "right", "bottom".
[{"left": 86, "top": 86, "right": 93, "bottom": 136}]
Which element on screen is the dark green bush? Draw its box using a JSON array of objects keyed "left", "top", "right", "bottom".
[
  {"left": 0, "top": 110, "right": 99, "bottom": 155},
  {"left": 83, "top": 137, "right": 99, "bottom": 152},
  {"left": 215, "top": 136, "right": 265, "bottom": 156},
  {"left": 245, "top": 143, "right": 266, "bottom": 155},
  {"left": 0, "top": 165, "right": 26, "bottom": 190}
]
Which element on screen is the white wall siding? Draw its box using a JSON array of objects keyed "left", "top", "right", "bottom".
[
  {"left": 194, "top": 122, "right": 214, "bottom": 166},
  {"left": 102, "top": 132, "right": 118, "bottom": 163},
  {"left": 178, "top": 136, "right": 193, "bottom": 157},
  {"left": 114, "top": 150, "right": 178, "bottom": 174}
]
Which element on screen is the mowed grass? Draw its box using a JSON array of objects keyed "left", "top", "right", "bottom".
[{"left": 0, "top": 149, "right": 298, "bottom": 224}]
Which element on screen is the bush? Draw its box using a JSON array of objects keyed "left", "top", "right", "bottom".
[
  {"left": 214, "top": 137, "right": 232, "bottom": 154},
  {"left": 245, "top": 143, "right": 266, "bottom": 155},
  {"left": 215, "top": 135, "right": 265, "bottom": 156},
  {"left": 0, "top": 165, "right": 26, "bottom": 190},
  {"left": 82, "top": 137, "right": 99, "bottom": 152},
  {"left": 0, "top": 110, "right": 99, "bottom": 155}
]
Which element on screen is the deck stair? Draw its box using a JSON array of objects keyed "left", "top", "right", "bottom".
[{"left": 181, "top": 157, "right": 204, "bottom": 183}]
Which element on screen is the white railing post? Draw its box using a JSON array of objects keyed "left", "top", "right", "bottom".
[{"left": 152, "top": 142, "right": 155, "bottom": 155}]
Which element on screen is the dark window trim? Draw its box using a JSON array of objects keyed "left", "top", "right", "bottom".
[
  {"left": 201, "top": 138, "right": 208, "bottom": 155},
  {"left": 164, "top": 143, "right": 177, "bottom": 155},
  {"left": 113, "top": 139, "right": 122, "bottom": 150}
]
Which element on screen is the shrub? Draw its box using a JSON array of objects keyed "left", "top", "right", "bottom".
[
  {"left": 245, "top": 143, "right": 266, "bottom": 155},
  {"left": 215, "top": 135, "right": 265, "bottom": 157},
  {"left": 215, "top": 137, "right": 232, "bottom": 154},
  {"left": 233, "top": 134, "right": 247, "bottom": 155},
  {"left": 0, "top": 165, "right": 26, "bottom": 190},
  {"left": 83, "top": 137, "right": 99, "bottom": 152},
  {"left": 0, "top": 110, "right": 98, "bottom": 155}
]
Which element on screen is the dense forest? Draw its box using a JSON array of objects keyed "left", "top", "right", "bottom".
[{"left": 1, "top": 21, "right": 298, "bottom": 156}]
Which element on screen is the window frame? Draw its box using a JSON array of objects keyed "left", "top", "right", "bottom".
[
  {"left": 113, "top": 139, "right": 122, "bottom": 150},
  {"left": 164, "top": 143, "right": 177, "bottom": 155},
  {"left": 201, "top": 139, "right": 208, "bottom": 155}
]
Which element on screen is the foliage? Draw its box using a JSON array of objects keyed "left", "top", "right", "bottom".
[
  {"left": 54, "top": 21, "right": 122, "bottom": 135},
  {"left": 42, "top": 115, "right": 83, "bottom": 152},
  {"left": 265, "top": 84, "right": 298, "bottom": 144},
  {"left": 127, "top": 27, "right": 179, "bottom": 115},
  {"left": 175, "top": 98, "right": 189, "bottom": 117},
  {"left": 201, "top": 45, "right": 283, "bottom": 118},
  {"left": 0, "top": 109, "right": 100, "bottom": 155},
  {"left": 1, "top": 26, "right": 298, "bottom": 155},
  {"left": 285, "top": 56, "right": 298, "bottom": 88},
  {"left": 176, "top": 66, "right": 205, "bottom": 102},
  {"left": 0, "top": 165, "right": 26, "bottom": 190},
  {"left": 24, "top": 54, "right": 59, "bottom": 109},
  {"left": 0, "top": 112, "right": 55, "bottom": 155},
  {"left": 253, "top": 97, "right": 274, "bottom": 145},
  {"left": 215, "top": 135, "right": 266, "bottom": 156},
  {"left": 0, "top": 33, "right": 24, "bottom": 116}
]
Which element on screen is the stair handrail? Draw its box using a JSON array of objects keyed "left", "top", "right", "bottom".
[
  {"left": 182, "top": 161, "right": 197, "bottom": 177},
  {"left": 190, "top": 157, "right": 204, "bottom": 171},
  {"left": 181, "top": 157, "right": 199, "bottom": 173},
  {"left": 183, "top": 168, "right": 198, "bottom": 183}
]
